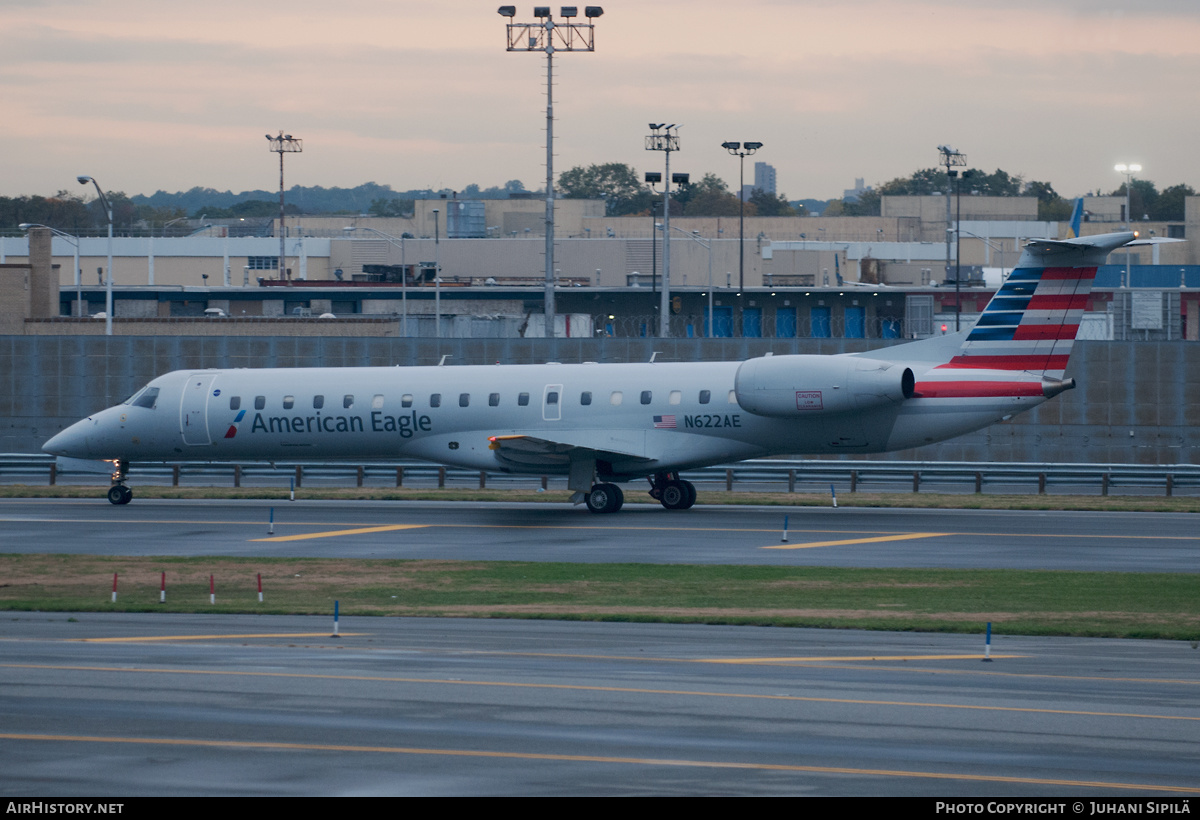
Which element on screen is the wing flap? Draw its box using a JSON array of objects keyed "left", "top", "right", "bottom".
[{"left": 488, "top": 429, "right": 653, "bottom": 469}]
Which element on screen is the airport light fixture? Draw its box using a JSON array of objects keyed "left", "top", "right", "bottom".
[
  {"left": 647, "top": 124, "right": 682, "bottom": 337},
  {"left": 266, "top": 132, "right": 303, "bottom": 280},
  {"left": 345, "top": 225, "right": 409, "bottom": 336},
  {"left": 721, "top": 140, "right": 762, "bottom": 296},
  {"left": 1115, "top": 163, "right": 1142, "bottom": 288},
  {"left": 500, "top": 5, "right": 602, "bottom": 338},
  {"left": 76, "top": 175, "right": 114, "bottom": 335},
  {"left": 937, "top": 145, "right": 967, "bottom": 330},
  {"left": 21, "top": 223, "right": 82, "bottom": 317},
  {"left": 433, "top": 208, "right": 441, "bottom": 338},
  {"left": 669, "top": 224, "right": 714, "bottom": 337}
]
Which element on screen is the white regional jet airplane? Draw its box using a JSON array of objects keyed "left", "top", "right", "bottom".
[{"left": 43, "top": 231, "right": 1153, "bottom": 513}]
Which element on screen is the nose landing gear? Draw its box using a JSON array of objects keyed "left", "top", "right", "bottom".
[{"left": 108, "top": 460, "right": 132, "bottom": 505}]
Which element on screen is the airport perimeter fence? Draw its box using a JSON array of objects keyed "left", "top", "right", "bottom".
[{"left": 3, "top": 455, "right": 1197, "bottom": 498}]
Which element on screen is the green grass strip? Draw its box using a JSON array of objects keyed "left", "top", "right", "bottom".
[{"left": 3, "top": 555, "right": 1198, "bottom": 641}]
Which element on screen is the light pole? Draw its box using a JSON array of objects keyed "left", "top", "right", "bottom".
[
  {"left": 937, "top": 145, "right": 967, "bottom": 330},
  {"left": 1115, "top": 163, "right": 1141, "bottom": 288},
  {"left": 499, "top": 5, "right": 603, "bottom": 338},
  {"left": 345, "top": 226, "right": 409, "bottom": 336},
  {"left": 433, "top": 208, "right": 440, "bottom": 338},
  {"left": 721, "top": 141, "right": 762, "bottom": 298},
  {"left": 669, "top": 225, "right": 713, "bottom": 337},
  {"left": 647, "top": 124, "right": 684, "bottom": 337},
  {"left": 266, "top": 132, "right": 303, "bottom": 280},
  {"left": 76, "top": 175, "right": 113, "bottom": 335},
  {"left": 20, "top": 223, "right": 81, "bottom": 317}
]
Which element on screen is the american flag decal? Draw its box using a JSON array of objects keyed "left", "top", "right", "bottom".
[{"left": 653, "top": 415, "right": 677, "bottom": 429}]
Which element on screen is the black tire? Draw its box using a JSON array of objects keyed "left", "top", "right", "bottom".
[
  {"left": 660, "top": 480, "right": 689, "bottom": 510},
  {"left": 681, "top": 480, "right": 697, "bottom": 509},
  {"left": 119, "top": 486, "right": 133, "bottom": 505},
  {"left": 107, "top": 486, "right": 125, "bottom": 505},
  {"left": 586, "top": 483, "right": 621, "bottom": 514}
]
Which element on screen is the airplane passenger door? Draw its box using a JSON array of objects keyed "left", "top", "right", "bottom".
[
  {"left": 543, "top": 384, "right": 562, "bottom": 422},
  {"left": 180, "top": 373, "right": 217, "bottom": 446}
]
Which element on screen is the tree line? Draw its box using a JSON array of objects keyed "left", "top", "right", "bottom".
[{"left": 2, "top": 167, "right": 1194, "bottom": 234}]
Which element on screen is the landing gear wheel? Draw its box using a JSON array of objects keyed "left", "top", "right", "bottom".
[
  {"left": 682, "top": 479, "right": 697, "bottom": 509},
  {"left": 107, "top": 460, "right": 132, "bottom": 505},
  {"left": 660, "top": 480, "right": 690, "bottom": 510},
  {"left": 585, "top": 483, "right": 624, "bottom": 514}
]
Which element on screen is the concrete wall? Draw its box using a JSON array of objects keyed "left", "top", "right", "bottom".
[{"left": 3, "top": 336, "right": 1195, "bottom": 465}]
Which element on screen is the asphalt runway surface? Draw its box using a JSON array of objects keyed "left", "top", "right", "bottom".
[
  {"left": 2, "top": 613, "right": 1199, "bottom": 797},
  {"left": 3, "top": 498, "right": 1198, "bottom": 796},
  {"left": 0, "top": 497, "right": 1197, "bottom": 571}
]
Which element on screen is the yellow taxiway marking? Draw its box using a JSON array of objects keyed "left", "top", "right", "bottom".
[
  {"left": 701, "top": 653, "right": 1016, "bottom": 663},
  {"left": 3, "top": 733, "right": 1196, "bottom": 792},
  {"left": 251, "top": 524, "right": 428, "bottom": 542},
  {"left": 75, "top": 633, "right": 367, "bottom": 643},
  {"left": 4, "top": 664, "right": 1196, "bottom": 723},
  {"left": 764, "top": 532, "right": 947, "bottom": 550}
]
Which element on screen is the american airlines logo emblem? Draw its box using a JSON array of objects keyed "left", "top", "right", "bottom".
[
  {"left": 225, "top": 410, "right": 245, "bottom": 439},
  {"left": 653, "top": 415, "right": 677, "bottom": 429}
]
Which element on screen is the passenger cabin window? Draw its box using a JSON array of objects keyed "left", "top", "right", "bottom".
[
  {"left": 459, "top": 393, "right": 470, "bottom": 407},
  {"left": 699, "top": 390, "right": 711, "bottom": 404},
  {"left": 254, "top": 396, "right": 265, "bottom": 410},
  {"left": 669, "top": 390, "right": 681, "bottom": 405},
  {"left": 580, "top": 391, "right": 592, "bottom": 406},
  {"left": 546, "top": 391, "right": 559, "bottom": 405},
  {"left": 518, "top": 393, "right": 530, "bottom": 406},
  {"left": 640, "top": 391, "right": 652, "bottom": 405},
  {"left": 313, "top": 395, "right": 324, "bottom": 409},
  {"left": 489, "top": 393, "right": 500, "bottom": 407},
  {"left": 343, "top": 395, "right": 354, "bottom": 409},
  {"left": 372, "top": 395, "right": 384, "bottom": 410},
  {"left": 130, "top": 387, "right": 159, "bottom": 410},
  {"left": 283, "top": 396, "right": 295, "bottom": 409},
  {"left": 430, "top": 393, "right": 441, "bottom": 408},
  {"left": 229, "top": 396, "right": 240, "bottom": 411},
  {"left": 610, "top": 391, "right": 623, "bottom": 406},
  {"left": 401, "top": 394, "right": 413, "bottom": 408}
]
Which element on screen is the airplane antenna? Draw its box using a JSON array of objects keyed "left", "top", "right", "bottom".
[
  {"left": 649, "top": 352, "right": 658, "bottom": 363},
  {"left": 438, "top": 355, "right": 451, "bottom": 366}
]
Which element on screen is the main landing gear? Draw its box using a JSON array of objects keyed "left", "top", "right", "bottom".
[
  {"left": 108, "top": 460, "right": 132, "bottom": 505},
  {"left": 585, "top": 482, "right": 624, "bottom": 514},
  {"left": 648, "top": 472, "right": 696, "bottom": 511}
]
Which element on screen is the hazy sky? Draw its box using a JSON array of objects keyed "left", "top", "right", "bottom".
[{"left": 4, "top": 0, "right": 1199, "bottom": 202}]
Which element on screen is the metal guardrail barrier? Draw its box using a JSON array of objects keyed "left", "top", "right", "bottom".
[{"left": 2, "top": 455, "right": 1197, "bottom": 497}]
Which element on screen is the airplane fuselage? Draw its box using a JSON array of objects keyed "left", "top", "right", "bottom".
[{"left": 47, "top": 358, "right": 1044, "bottom": 481}]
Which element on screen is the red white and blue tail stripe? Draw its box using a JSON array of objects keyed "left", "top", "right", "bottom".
[{"left": 939, "top": 232, "right": 1138, "bottom": 380}]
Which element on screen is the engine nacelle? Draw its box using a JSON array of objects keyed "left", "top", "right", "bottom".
[{"left": 734, "top": 355, "right": 914, "bottom": 417}]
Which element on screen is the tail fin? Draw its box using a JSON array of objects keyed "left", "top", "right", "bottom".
[
  {"left": 945, "top": 231, "right": 1134, "bottom": 379},
  {"left": 1065, "top": 198, "right": 1084, "bottom": 239}
]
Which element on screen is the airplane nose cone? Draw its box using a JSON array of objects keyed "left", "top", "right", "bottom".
[{"left": 43, "top": 419, "right": 93, "bottom": 458}]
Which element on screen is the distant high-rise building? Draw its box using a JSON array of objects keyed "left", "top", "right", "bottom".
[
  {"left": 754, "top": 162, "right": 777, "bottom": 196},
  {"left": 843, "top": 177, "right": 871, "bottom": 203}
]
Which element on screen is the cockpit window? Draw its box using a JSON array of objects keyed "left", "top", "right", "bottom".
[{"left": 127, "top": 387, "right": 159, "bottom": 409}]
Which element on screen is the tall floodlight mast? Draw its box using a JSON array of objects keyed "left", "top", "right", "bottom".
[
  {"left": 1114, "top": 163, "right": 1142, "bottom": 288},
  {"left": 499, "top": 5, "right": 602, "bottom": 338},
  {"left": 266, "top": 132, "right": 303, "bottom": 280},
  {"left": 721, "top": 141, "right": 762, "bottom": 298},
  {"left": 646, "top": 124, "right": 684, "bottom": 337},
  {"left": 937, "top": 145, "right": 967, "bottom": 330}
]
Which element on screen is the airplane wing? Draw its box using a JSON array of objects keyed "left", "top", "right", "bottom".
[{"left": 488, "top": 429, "right": 655, "bottom": 469}]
